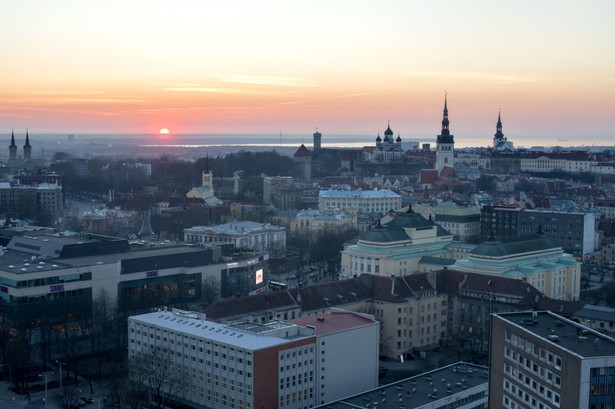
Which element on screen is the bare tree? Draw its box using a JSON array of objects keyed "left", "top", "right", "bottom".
[
  {"left": 129, "top": 349, "right": 188, "bottom": 409},
  {"left": 201, "top": 275, "right": 221, "bottom": 307}
]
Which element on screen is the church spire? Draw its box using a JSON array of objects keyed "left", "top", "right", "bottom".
[
  {"left": 9, "top": 129, "right": 17, "bottom": 161},
  {"left": 436, "top": 93, "right": 454, "bottom": 143},
  {"left": 494, "top": 109, "right": 504, "bottom": 139},
  {"left": 23, "top": 129, "right": 32, "bottom": 160}
]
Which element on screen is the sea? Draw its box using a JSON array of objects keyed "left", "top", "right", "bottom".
[{"left": 3, "top": 132, "right": 614, "bottom": 160}]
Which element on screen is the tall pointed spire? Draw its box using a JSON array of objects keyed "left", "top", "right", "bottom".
[
  {"left": 9, "top": 129, "right": 17, "bottom": 161},
  {"left": 23, "top": 128, "right": 32, "bottom": 160},
  {"left": 436, "top": 93, "right": 454, "bottom": 143},
  {"left": 494, "top": 109, "right": 504, "bottom": 139}
]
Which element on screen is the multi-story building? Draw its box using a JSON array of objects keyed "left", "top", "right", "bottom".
[
  {"left": 517, "top": 208, "right": 598, "bottom": 258},
  {"left": 0, "top": 181, "right": 63, "bottom": 220},
  {"left": 452, "top": 232, "right": 581, "bottom": 301},
  {"left": 184, "top": 221, "right": 286, "bottom": 253},
  {"left": 318, "top": 189, "right": 401, "bottom": 215},
  {"left": 591, "top": 198, "right": 615, "bottom": 219},
  {"left": 489, "top": 311, "right": 615, "bottom": 409},
  {"left": 0, "top": 231, "right": 268, "bottom": 331},
  {"left": 340, "top": 206, "right": 453, "bottom": 279},
  {"left": 128, "top": 309, "right": 379, "bottom": 409},
  {"left": 412, "top": 203, "right": 481, "bottom": 243},
  {"left": 290, "top": 209, "right": 355, "bottom": 241},
  {"left": 316, "top": 362, "right": 489, "bottom": 409},
  {"left": 480, "top": 204, "right": 522, "bottom": 241}
]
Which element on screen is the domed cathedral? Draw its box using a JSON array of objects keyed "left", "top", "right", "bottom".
[
  {"left": 372, "top": 121, "right": 405, "bottom": 161},
  {"left": 435, "top": 94, "right": 455, "bottom": 174}
]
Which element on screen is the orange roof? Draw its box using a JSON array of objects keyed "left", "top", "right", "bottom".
[{"left": 291, "top": 311, "right": 375, "bottom": 336}]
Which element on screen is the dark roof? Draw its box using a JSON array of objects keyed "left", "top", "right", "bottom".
[
  {"left": 203, "top": 290, "right": 298, "bottom": 321},
  {"left": 204, "top": 270, "right": 585, "bottom": 323},
  {"left": 385, "top": 206, "right": 435, "bottom": 229},
  {"left": 470, "top": 233, "right": 558, "bottom": 257},
  {"left": 294, "top": 144, "right": 311, "bottom": 157},
  {"left": 437, "top": 133, "right": 454, "bottom": 144},
  {"left": 419, "top": 256, "right": 455, "bottom": 266},
  {"left": 358, "top": 223, "right": 409, "bottom": 244}
]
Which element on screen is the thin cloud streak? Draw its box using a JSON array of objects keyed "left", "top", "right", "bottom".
[
  {"left": 165, "top": 87, "right": 277, "bottom": 95},
  {"left": 0, "top": 97, "right": 148, "bottom": 104},
  {"left": 216, "top": 75, "right": 318, "bottom": 87},
  {"left": 400, "top": 71, "right": 537, "bottom": 84}
]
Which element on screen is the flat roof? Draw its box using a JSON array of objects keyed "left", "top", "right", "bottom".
[
  {"left": 130, "top": 310, "right": 308, "bottom": 351},
  {"left": 319, "top": 190, "right": 401, "bottom": 199},
  {"left": 317, "top": 362, "right": 488, "bottom": 409},
  {"left": 291, "top": 311, "right": 376, "bottom": 336},
  {"left": 495, "top": 311, "right": 615, "bottom": 358}
]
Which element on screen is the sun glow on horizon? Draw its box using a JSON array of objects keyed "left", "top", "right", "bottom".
[{"left": 159, "top": 128, "right": 170, "bottom": 135}]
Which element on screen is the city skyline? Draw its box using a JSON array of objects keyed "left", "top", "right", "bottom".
[{"left": 1, "top": 1, "right": 614, "bottom": 144}]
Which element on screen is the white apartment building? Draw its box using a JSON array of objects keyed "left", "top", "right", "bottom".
[
  {"left": 318, "top": 189, "right": 401, "bottom": 215},
  {"left": 128, "top": 309, "right": 379, "bottom": 409},
  {"left": 490, "top": 311, "right": 615, "bottom": 409},
  {"left": 184, "top": 221, "right": 287, "bottom": 252}
]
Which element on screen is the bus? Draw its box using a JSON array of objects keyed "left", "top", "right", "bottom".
[{"left": 269, "top": 280, "right": 288, "bottom": 291}]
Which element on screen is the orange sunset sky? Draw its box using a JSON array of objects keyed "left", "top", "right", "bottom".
[{"left": 1, "top": 0, "right": 614, "bottom": 146}]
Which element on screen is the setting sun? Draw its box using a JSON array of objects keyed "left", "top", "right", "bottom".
[{"left": 159, "top": 128, "right": 170, "bottom": 135}]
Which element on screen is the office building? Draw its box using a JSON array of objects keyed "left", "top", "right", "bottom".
[
  {"left": 518, "top": 208, "right": 598, "bottom": 258},
  {"left": 128, "top": 309, "right": 379, "bottom": 409}
]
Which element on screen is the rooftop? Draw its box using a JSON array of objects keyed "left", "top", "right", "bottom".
[
  {"left": 319, "top": 190, "right": 401, "bottom": 199},
  {"left": 317, "top": 362, "right": 487, "bottom": 409},
  {"left": 185, "top": 220, "right": 285, "bottom": 236},
  {"left": 496, "top": 311, "right": 615, "bottom": 358},
  {"left": 130, "top": 309, "right": 310, "bottom": 351},
  {"left": 291, "top": 311, "right": 376, "bottom": 336}
]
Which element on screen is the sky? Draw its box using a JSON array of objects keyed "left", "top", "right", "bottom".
[{"left": 1, "top": 0, "right": 614, "bottom": 146}]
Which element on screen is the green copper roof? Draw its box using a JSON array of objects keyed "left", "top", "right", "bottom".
[
  {"left": 471, "top": 233, "right": 558, "bottom": 258},
  {"left": 385, "top": 206, "right": 435, "bottom": 229},
  {"left": 358, "top": 224, "right": 409, "bottom": 244}
]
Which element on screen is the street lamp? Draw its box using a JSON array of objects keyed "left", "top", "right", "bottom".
[
  {"left": 39, "top": 372, "right": 54, "bottom": 409},
  {"left": 56, "top": 360, "right": 65, "bottom": 391}
]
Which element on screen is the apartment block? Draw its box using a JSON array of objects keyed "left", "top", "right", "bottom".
[
  {"left": 128, "top": 309, "right": 379, "bottom": 409},
  {"left": 490, "top": 311, "right": 615, "bottom": 409}
]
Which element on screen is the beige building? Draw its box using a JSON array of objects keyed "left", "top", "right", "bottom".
[
  {"left": 452, "top": 232, "right": 581, "bottom": 301},
  {"left": 340, "top": 206, "right": 454, "bottom": 279},
  {"left": 318, "top": 189, "right": 401, "bottom": 215},
  {"left": 290, "top": 209, "right": 355, "bottom": 241}
]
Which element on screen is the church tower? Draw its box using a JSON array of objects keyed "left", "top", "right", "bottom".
[
  {"left": 23, "top": 129, "right": 32, "bottom": 160},
  {"left": 202, "top": 155, "right": 213, "bottom": 190},
  {"left": 9, "top": 129, "right": 17, "bottom": 160},
  {"left": 492, "top": 110, "right": 505, "bottom": 148},
  {"left": 435, "top": 94, "right": 454, "bottom": 172}
]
